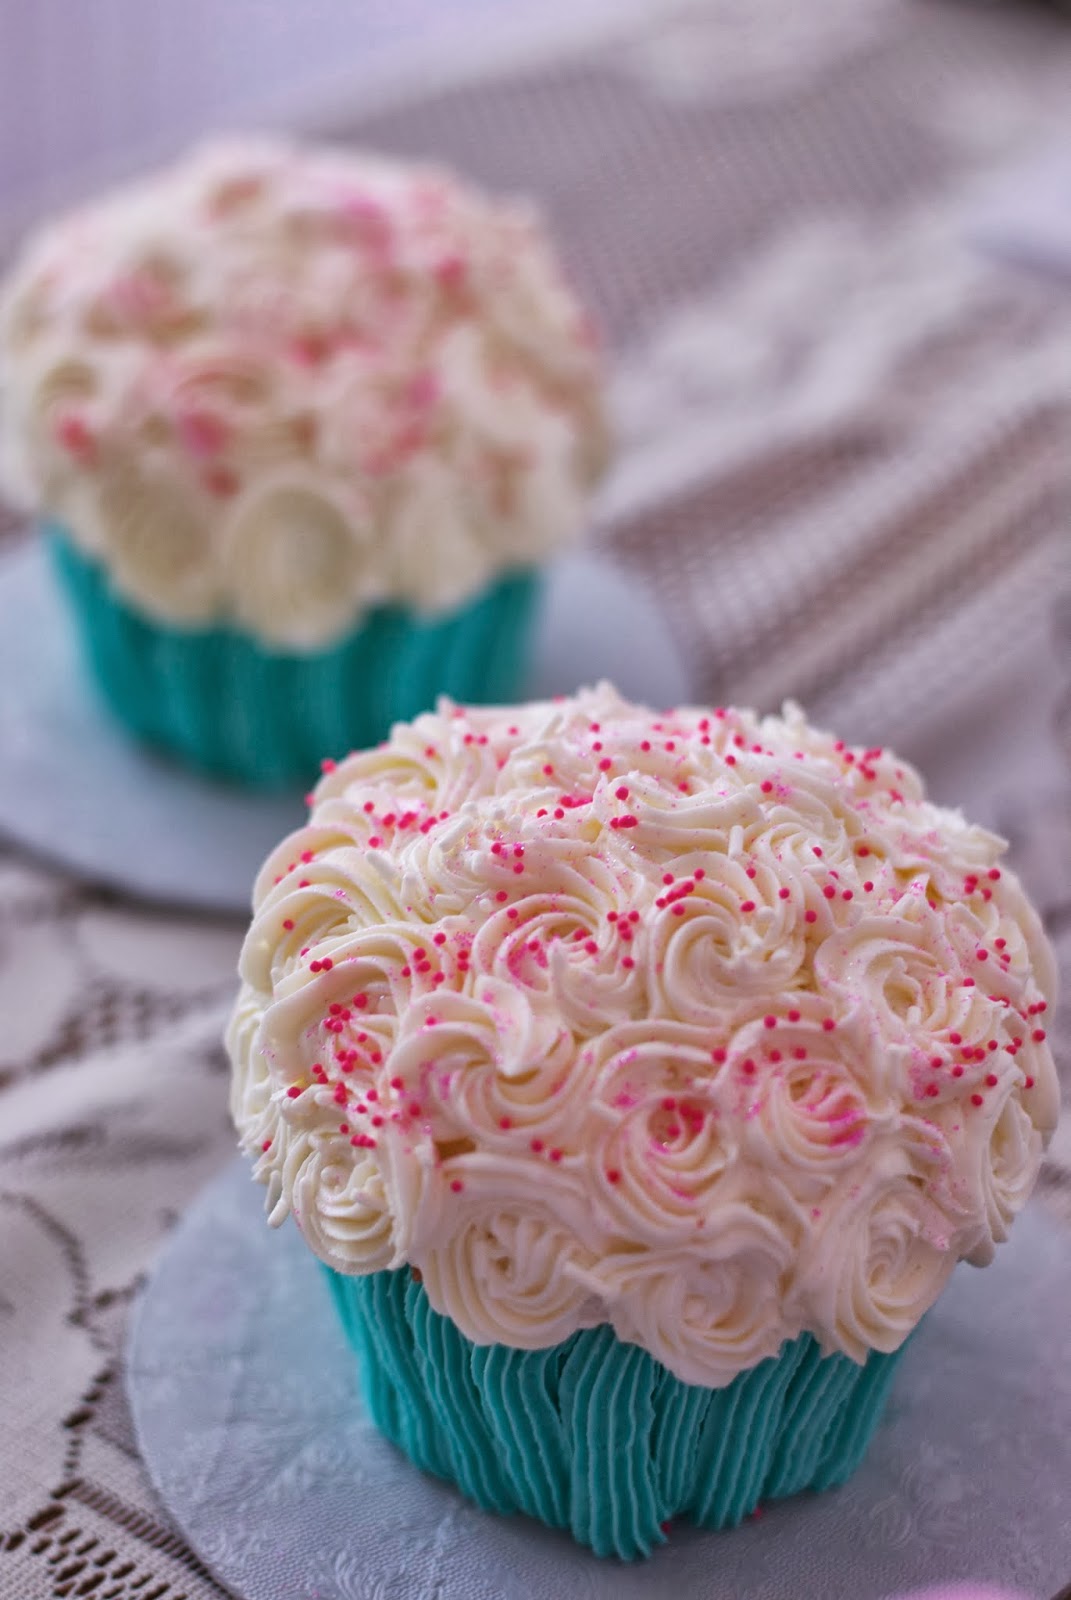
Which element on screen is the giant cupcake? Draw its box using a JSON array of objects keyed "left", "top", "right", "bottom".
[
  {"left": 0, "top": 139, "right": 606, "bottom": 784},
  {"left": 228, "top": 683, "right": 1058, "bottom": 1557}
]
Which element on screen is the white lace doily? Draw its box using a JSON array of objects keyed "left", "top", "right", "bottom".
[
  {"left": 0, "top": 542, "right": 689, "bottom": 913},
  {"left": 127, "top": 1160, "right": 1071, "bottom": 1600}
]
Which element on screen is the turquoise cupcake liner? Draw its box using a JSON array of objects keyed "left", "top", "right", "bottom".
[
  {"left": 46, "top": 526, "right": 541, "bottom": 788},
  {"left": 324, "top": 1265, "right": 909, "bottom": 1562}
]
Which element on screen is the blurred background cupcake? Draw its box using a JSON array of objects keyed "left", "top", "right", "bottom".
[{"left": 0, "top": 137, "right": 608, "bottom": 787}]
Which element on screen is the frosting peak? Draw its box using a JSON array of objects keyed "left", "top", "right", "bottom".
[{"left": 228, "top": 684, "right": 1059, "bottom": 1386}]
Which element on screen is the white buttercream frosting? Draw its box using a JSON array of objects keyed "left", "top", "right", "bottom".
[
  {"left": 0, "top": 138, "right": 606, "bottom": 646},
  {"left": 227, "top": 683, "right": 1059, "bottom": 1386}
]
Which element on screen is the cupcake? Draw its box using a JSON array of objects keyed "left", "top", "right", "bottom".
[
  {"left": 227, "top": 683, "right": 1058, "bottom": 1559},
  {"left": 0, "top": 139, "right": 606, "bottom": 786}
]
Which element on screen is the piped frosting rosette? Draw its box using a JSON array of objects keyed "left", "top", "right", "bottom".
[
  {"left": 0, "top": 138, "right": 606, "bottom": 646},
  {"left": 228, "top": 683, "right": 1058, "bottom": 1387}
]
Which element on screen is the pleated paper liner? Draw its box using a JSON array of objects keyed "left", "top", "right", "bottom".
[
  {"left": 324, "top": 1265, "right": 908, "bottom": 1562},
  {"left": 47, "top": 527, "right": 540, "bottom": 788}
]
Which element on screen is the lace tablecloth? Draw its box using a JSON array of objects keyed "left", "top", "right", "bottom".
[{"left": 2, "top": 3, "right": 1070, "bottom": 1597}]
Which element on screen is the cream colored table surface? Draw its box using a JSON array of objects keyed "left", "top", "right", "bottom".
[{"left": 1, "top": 3, "right": 1070, "bottom": 1597}]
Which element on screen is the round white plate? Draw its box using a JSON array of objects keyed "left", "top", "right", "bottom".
[
  {"left": 127, "top": 1160, "right": 1071, "bottom": 1600},
  {"left": 0, "top": 541, "right": 691, "bottom": 914}
]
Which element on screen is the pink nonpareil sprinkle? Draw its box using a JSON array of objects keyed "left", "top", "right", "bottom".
[
  {"left": 55, "top": 411, "right": 97, "bottom": 462},
  {"left": 176, "top": 407, "right": 229, "bottom": 458}
]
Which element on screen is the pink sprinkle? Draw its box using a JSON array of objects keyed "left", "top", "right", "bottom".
[
  {"left": 763, "top": 1015, "right": 777, "bottom": 1030},
  {"left": 711, "top": 1048, "right": 727, "bottom": 1064},
  {"left": 761, "top": 781, "right": 774, "bottom": 794},
  {"left": 778, "top": 887, "right": 791, "bottom": 900},
  {"left": 615, "top": 785, "right": 630, "bottom": 800},
  {"left": 282, "top": 919, "right": 294, "bottom": 931},
  {"left": 1033, "top": 1028, "right": 1047, "bottom": 1043},
  {"left": 822, "top": 1018, "right": 836, "bottom": 1032},
  {"left": 740, "top": 900, "right": 756, "bottom": 914},
  {"left": 57, "top": 411, "right": 98, "bottom": 463},
  {"left": 178, "top": 407, "right": 229, "bottom": 459},
  {"left": 450, "top": 1179, "right": 464, "bottom": 1192},
  {"left": 530, "top": 1139, "right": 544, "bottom": 1153},
  {"left": 606, "top": 1169, "right": 621, "bottom": 1184},
  {"left": 804, "top": 910, "right": 818, "bottom": 924},
  {"left": 286, "top": 1086, "right": 302, "bottom": 1099}
]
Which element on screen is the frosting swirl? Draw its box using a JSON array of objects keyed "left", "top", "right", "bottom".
[
  {"left": 0, "top": 138, "right": 607, "bottom": 646},
  {"left": 227, "top": 684, "right": 1059, "bottom": 1386}
]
